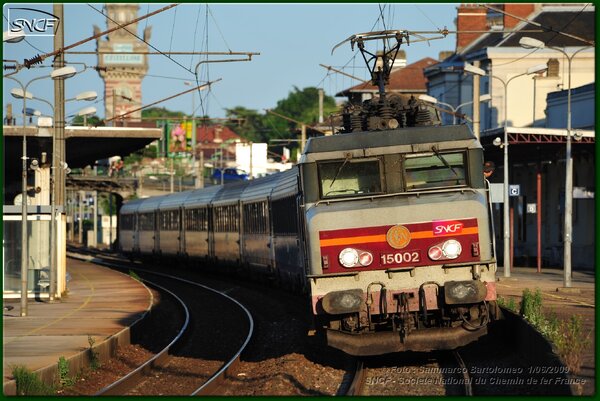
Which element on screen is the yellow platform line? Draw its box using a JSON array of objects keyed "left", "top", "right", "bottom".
[{"left": 4, "top": 271, "right": 95, "bottom": 344}]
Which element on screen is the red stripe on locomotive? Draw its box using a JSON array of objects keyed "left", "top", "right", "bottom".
[{"left": 319, "top": 218, "right": 480, "bottom": 273}]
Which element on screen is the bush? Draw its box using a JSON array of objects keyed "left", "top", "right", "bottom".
[
  {"left": 518, "top": 288, "right": 589, "bottom": 375},
  {"left": 57, "top": 356, "right": 76, "bottom": 387},
  {"left": 12, "top": 365, "right": 55, "bottom": 395},
  {"left": 556, "top": 315, "right": 590, "bottom": 375},
  {"left": 497, "top": 295, "right": 518, "bottom": 313}
]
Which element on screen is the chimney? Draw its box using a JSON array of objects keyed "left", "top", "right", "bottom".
[
  {"left": 6, "top": 103, "right": 13, "bottom": 125},
  {"left": 456, "top": 4, "right": 488, "bottom": 52},
  {"left": 503, "top": 4, "right": 535, "bottom": 29},
  {"left": 391, "top": 50, "right": 407, "bottom": 72}
]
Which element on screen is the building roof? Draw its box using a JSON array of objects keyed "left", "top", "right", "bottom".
[
  {"left": 499, "top": 7, "right": 594, "bottom": 48},
  {"left": 547, "top": 82, "right": 595, "bottom": 102},
  {"left": 462, "top": 6, "right": 594, "bottom": 55},
  {"left": 336, "top": 57, "right": 438, "bottom": 96},
  {"left": 423, "top": 53, "right": 468, "bottom": 78},
  {"left": 197, "top": 125, "right": 241, "bottom": 143}
]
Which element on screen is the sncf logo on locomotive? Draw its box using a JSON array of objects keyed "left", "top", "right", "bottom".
[{"left": 433, "top": 220, "right": 464, "bottom": 236}]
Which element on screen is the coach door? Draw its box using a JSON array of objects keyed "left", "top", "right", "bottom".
[
  {"left": 179, "top": 206, "right": 186, "bottom": 256},
  {"left": 208, "top": 204, "right": 215, "bottom": 260},
  {"left": 133, "top": 213, "right": 140, "bottom": 252},
  {"left": 153, "top": 210, "right": 160, "bottom": 255}
]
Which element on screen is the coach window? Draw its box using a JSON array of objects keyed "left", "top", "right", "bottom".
[
  {"left": 403, "top": 151, "right": 467, "bottom": 190},
  {"left": 318, "top": 158, "right": 382, "bottom": 199}
]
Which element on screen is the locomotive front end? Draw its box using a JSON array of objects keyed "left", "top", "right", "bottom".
[{"left": 299, "top": 126, "right": 498, "bottom": 356}]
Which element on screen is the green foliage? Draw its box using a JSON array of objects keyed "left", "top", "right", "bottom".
[
  {"left": 57, "top": 356, "right": 75, "bottom": 387},
  {"left": 129, "top": 270, "right": 141, "bottom": 282},
  {"left": 225, "top": 106, "right": 269, "bottom": 143},
  {"left": 517, "top": 289, "right": 589, "bottom": 375},
  {"left": 555, "top": 315, "right": 590, "bottom": 375},
  {"left": 226, "top": 86, "right": 338, "bottom": 146},
  {"left": 143, "top": 144, "right": 158, "bottom": 158},
  {"left": 12, "top": 365, "right": 55, "bottom": 395},
  {"left": 124, "top": 152, "right": 143, "bottom": 165},
  {"left": 142, "top": 107, "right": 186, "bottom": 119},
  {"left": 87, "top": 336, "right": 100, "bottom": 370},
  {"left": 99, "top": 194, "right": 117, "bottom": 216},
  {"left": 72, "top": 114, "right": 104, "bottom": 127},
  {"left": 520, "top": 288, "right": 545, "bottom": 328},
  {"left": 274, "top": 86, "right": 337, "bottom": 126},
  {"left": 497, "top": 296, "right": 518, "bottom": 313}
]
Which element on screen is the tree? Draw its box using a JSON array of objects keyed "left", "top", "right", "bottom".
[
  {"left": 226, "top": 87, "right": 338, "bottom": 144},
  {"left": 72, "top": 114, "right": 104, "bottom": 126},
  {"left": 224, "top": 106, "right": 269, "bottom": 143},
  {"left": 141, "top": 107, "right": 186, "bottom": 119},
  {"left": 275, "top": 86, "right": 337, "bottom": 125}
]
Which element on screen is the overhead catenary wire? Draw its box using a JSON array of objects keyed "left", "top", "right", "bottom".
[
  {"left": 208, "top": 5, "right": 232, "bottom": 53},
  {"left": 21, "top": 4, "right": 179, "bottom": 68},
  {"left": 491, "top": 3, "right": 592, "bottom": 68},
  {"left": 482, "top": 3, "right": 594, "bottom": 46},
  {"left": 63, "top": 50, "right": 260, "bottom": 55},
  {"left": 169, "top": 5, "right": 178, "bottom": 55},
  {"left": 415, "top": 4, "right": 441, "bottom": 31},
  {"left": 190, "top": 4, "right": 203, "bottom": 70},
  {"left": 196, "top": 5, "right": 210, "bottom": 122},
  {"left": 104, "top": 78, "right": 222, "bottom": 124}
]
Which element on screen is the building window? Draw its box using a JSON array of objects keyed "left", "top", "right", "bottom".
[{"left": 547, "top": 58, "right": 559, "bottom": 77}]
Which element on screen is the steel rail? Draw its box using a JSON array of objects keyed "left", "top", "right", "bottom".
[
  {"left": 344, "top": 360, "right": 365, "bottom": 396},
  {"left": 73, "top": 251, "right": 254, "bottom": 396},
  {"left": 452, "top": 350, "right": 473, "bottom": 396},
  {"left": 95, "top": 279, "right": 190, "bottom": 395}
]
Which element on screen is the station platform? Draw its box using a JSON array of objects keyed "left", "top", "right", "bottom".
[
  {"left": 2, "top": 257, "right": 152, "bottom": 394},
  {"left": 495, "top": 266, "right": 595, "bottom": 395}
]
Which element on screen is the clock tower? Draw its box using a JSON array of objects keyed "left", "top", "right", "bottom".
[{"left": 95, "top": 4, "right": 150, "bottom": 123}]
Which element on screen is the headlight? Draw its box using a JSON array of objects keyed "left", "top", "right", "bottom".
[
  {"left": 428, "top": 240, "right": 462, "bottom": 261},
  {"left": 338, "top": 248, "right": 373, "bottom": 268},
  {"left": 442, "top": 240, "right": 462, "bottom": 259},
  {"left": 339, "top": 248, "right": 359, "bottom": 268}
]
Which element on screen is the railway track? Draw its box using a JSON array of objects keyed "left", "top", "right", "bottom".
[
  {"left": 69, "top": 250, "right": 254, "bottom": 396},
  {"left": 346, "top": 350, "right": 473, "bottom": 396},
  {"left": 67, "top": 247, "right": 574, "bottom": 396},
  {"left": 66, "top": 247, "right": 354, "bottom": 395}
]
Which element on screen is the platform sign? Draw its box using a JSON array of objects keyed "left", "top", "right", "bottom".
[
  {"left": 509, "top": 185, "right": 520, "bottom": 197},
  {"left": 489, "top": 183, "right": 503, "bottom": 203},
  {"left": 527, "top": 203, "right": 537, "bottom": 214}
]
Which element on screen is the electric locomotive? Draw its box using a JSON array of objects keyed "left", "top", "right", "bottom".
[{"left": 119, "top": 29, "right": 498, "bottom": 356}]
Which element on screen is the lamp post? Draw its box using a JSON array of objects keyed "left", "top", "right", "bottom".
[
  {"left": 5, "top": 66, "right": 75, "bottom": 314},
  {"left": 3, "top": 28, "right": 25, "bottom": 43},
  {"left": 13, "top": 91, "right": 94, "bottom": 300},
  {"left": 74, "top": 106, "right": 98, "bottom": 126},
  {"left": 519, "top": 37, "right": 592, "bottom": 288},
  {"left": 184, "top": 81, "right": 198, "bottom": 188},
  {"left": 480, "top": 63, "right": 548, "bottom": 278},
  {"left": 419, "top": 94, "right": 491, "bottom": 125}
]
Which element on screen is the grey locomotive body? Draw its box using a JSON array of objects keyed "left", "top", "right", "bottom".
[{"left": 119, "top": 124, "right": 498, "bottom": 356}]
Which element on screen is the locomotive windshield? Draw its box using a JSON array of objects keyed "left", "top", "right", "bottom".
[
  {"left": 404, "top": 152, "right": 467, "bottom": 190},
  {"left": 318, "top": 158, "right": 382, "bottom": 199}
]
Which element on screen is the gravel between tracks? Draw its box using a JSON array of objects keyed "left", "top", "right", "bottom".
[{"left": 58, "top": 263, "right": 352, "bottom": 396}]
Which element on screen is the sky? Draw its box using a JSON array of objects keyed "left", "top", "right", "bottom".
[{"left": 3, "top": 3, "right": 459, "bottom": 122}]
